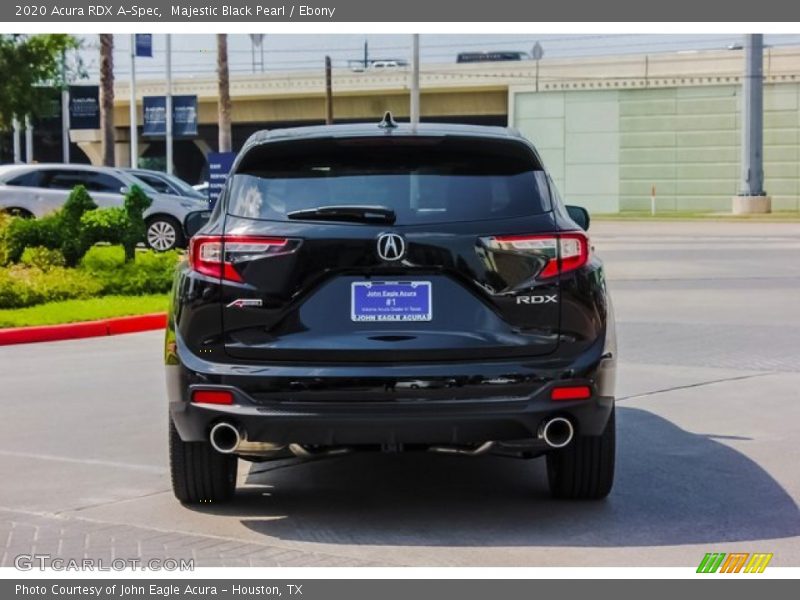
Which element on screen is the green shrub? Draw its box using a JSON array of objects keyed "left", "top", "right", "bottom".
[
  {"left": 81, "top": 207, "right": 126, "bottom": 246},
  {"left": 81, "top": 185, "right": 153, "bottom": 263},
  {"left": 81, "top": 245, "right": 181, "bottom": 295},
  {"left": 6, "top": 185, "right": 97, "bottom": 267},
  {"left": 0, "top": 265, "right": 102, "bottom": 309},
  {"left": 121, "top": 185, "right": 152, "bottom": 262},
  {"left": 0, "top": 212, "right": 12, "bottom": 266},
  {"left": 20, "top": 246, "right": 66, "bottom": 270}
]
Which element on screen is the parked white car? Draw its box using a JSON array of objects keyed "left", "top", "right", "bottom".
[{"left": 0, "top": 163, "right": 209, "bottom": 251}]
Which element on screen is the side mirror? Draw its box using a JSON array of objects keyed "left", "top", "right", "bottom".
[
  {"left": 184, "top": 210, "right": 211, "bottom": 239},
  {"left": 120, "top": 186, "right": 130, "bottom": 195},
  {"left": 566, "top": 205, "right": 590, "bottom": 231}
]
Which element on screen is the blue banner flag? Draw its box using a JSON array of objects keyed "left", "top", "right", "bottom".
[
  {"left": 135, "top": 34, "right": 152, "bottom": 57},
  {"left": 142, "top": 95, "right": 198, "bottom": 137}
]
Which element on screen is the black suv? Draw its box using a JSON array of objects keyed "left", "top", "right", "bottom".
[{"left": 166, "top": 118, "right": 616, "bottom": 504}]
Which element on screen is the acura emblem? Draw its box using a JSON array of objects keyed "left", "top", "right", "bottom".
[{"left": 377, "top": 233, "right": 405, "bottom": 261}]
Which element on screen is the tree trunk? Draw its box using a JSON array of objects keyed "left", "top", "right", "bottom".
[
  {"left": 99, "top": 34, "right": 115, "bottom": 166},
  {"left": 216, "top": 34, "right": 232, "bottom": 153}
]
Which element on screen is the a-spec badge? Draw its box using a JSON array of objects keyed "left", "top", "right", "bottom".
[{"left": 226, "top": 298, "right": 263, "bottom": 309}]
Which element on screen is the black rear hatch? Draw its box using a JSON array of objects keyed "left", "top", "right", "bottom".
[{"left": 218, "top": 134, "right": 561, "bottom": 362}]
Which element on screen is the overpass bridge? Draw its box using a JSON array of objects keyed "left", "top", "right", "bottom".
[{"left": 61, "top": 47, "right": 800, "bottom": 211}]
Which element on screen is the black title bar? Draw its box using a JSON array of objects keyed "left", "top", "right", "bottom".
[{"left": 3, "top": 0, "right": 800, "bottom": 22}]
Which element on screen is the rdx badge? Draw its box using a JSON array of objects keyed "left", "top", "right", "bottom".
[{"left": 516, "top": 294, "right": 558, "bottom": 304}]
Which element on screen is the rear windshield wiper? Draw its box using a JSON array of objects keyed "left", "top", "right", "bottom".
[{"left": 287, "top": 205, "right": 396, "bottom": 224}]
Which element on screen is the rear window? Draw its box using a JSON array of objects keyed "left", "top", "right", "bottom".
[{"left": 227, "top": 136, "right": 551, "bottom": 224}]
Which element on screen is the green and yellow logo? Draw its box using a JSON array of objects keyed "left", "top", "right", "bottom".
[{"left": 697, "top": 552, "right": 773, "bottom": 573}]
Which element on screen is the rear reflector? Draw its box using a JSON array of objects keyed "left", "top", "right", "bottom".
[
  {"left": 550, "top": 385, "right": 592, "bottom": 401},
  {"left": 191, "top": 390, "right": 234, "bottom": 405}
]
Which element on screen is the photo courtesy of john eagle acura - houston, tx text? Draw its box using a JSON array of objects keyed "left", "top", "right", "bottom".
[{"left": 165, "top": 113, "right": 616, "bottom": 505}]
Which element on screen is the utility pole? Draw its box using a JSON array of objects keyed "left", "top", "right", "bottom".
[
  {"left": 24, "top": 115, "right": 33, "bottom": 163},
  {"left": 734, "top": 34, "right": 770, "bottom": 214},
  {"left": 166, "top": 34, "right": 174, "bottom": 175},
  {"left": 324, "top": 56, "right": 333, "bottom": 125},
  {"left": 61, "top": 49, "right": 70, "bottom": 163},
  {"left": 410, "top": 34, "right": 420, "bottom": 126},
  {"left": 364, "top": 40, "right": 368, "bottom": 70},
  {"left": 129, "top": 34, "right": 138, "bottom": 168}
]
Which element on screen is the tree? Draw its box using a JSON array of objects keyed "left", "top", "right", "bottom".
[
  {"left": 0, "top": 34, "right": 78, "bottom": 130},
  {"left": 99, "top": 34, "right": 115, "bottom": 166},
  {"left": 216, "top": 34, "right": 232, "bottom": 152}
]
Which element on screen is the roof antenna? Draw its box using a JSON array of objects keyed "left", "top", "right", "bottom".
[{"left": 378, "top": 111, "right": 398, "bottom": 129}]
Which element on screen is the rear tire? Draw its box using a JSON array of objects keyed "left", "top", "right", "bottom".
[
  {"left": 169, "top": 419, "right": 237, "bottom": 504},
  {"left": 546, "top": 407, "right": 615, "bottom": 500}
]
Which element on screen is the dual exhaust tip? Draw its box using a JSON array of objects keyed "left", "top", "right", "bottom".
[
  {"left": 210, "top": 416, "right": 574, "bottom": 456},
  {"left": 538, "top": 416, "right": 574, "bottom": 449},
  {"left": 209, "top": 422, "right": 284, "bottom": 455}
]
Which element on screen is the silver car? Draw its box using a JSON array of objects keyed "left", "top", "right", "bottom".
[{"left": 0, "top": 163, "right": 209, "bottom": 251}]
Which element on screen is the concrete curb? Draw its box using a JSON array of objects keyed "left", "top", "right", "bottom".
[{"left": 0, "top": 312, "right": 167, "bottom": 346}]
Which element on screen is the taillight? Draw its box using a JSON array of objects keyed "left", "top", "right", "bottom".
[
  {"left": 484, "top": 232, "right": 589, "bottom": 278},
  {"left": 188, "top": 235, "right": 298, "bottom": 282}
]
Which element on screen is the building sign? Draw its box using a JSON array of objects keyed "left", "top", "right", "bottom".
[
  {"left": 142, "top": 95, "right": 198, "bottom": 137},
  {"left": 207, "top": 151, "right": 237, "bottom": 208},
  {"left": 135, "top": 34, "right": 153, "bottom": 57},
  {"left": 68, "top": 85, "right": 100, "bottom": 130}
]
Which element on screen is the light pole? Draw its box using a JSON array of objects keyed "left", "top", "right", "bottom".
[
  {"left": 24, "top": 115, "right": 33, "bottom": 163},
  {"left": 532, "top": 41, "right": 544, "bottom": 92},
  {"left": 61, "top": 49, "right": 70, "bottom": 163},
  {"left": 733, "top": 34, "right": 770, "bottom": 214},
  {"left": 166, "top": 34, "right": 173, "bottom": 175},
  {"left": 12, "top": 118, "right": 21, "bottom": 163},
  {"left": 129, "top": 34, "right": 138, "bottom": 168},
  {"left": 249, "top": 34, "right": 265, "bottom": 72},
  {"left": 410, "top": 34, "right": 420, "bottom": 126}
]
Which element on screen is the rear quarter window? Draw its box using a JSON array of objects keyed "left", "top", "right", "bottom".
[
  {"left": 5, "top": 171, "right": 45, "bottom": 188},
  {"left": 227, "top": 136, "right": 552, "bottom": 224}
]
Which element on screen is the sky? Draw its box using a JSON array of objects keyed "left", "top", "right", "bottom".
[{"left": 70, "top": 34, "right": 800, "bottom": 82}]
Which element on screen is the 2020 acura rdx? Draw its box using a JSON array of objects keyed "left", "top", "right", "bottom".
[{"left": 165, "top": 116, "right": 617, "bottom": 504}]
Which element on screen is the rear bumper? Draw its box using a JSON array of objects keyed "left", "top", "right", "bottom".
[
  {"left": 171, "top": 391, "right": 613, "bottom": 446},
  {"left": 167, "top": 332, "right": 615, "bottom": 446}
]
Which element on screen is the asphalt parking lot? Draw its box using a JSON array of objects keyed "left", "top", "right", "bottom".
[{"left": 1, "top": 220, "right": 799, "bottom": 568}]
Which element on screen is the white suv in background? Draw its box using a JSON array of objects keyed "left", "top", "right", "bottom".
[{"left": 0, "top": 163, "right": 209, "bottom": 251}]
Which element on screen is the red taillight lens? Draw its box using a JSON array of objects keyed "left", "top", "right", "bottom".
[
  {"left": 551, "top": 385, "right": 592, "bottom": 401},
  {"left": 485, "top": 232, "right": 589, "bottom": 279},
  {"left": 189, "top": 235, "right": 295, "bottom": 282},
  {"left": 192, "top": 390, "right": 234, "bottom": 405}
]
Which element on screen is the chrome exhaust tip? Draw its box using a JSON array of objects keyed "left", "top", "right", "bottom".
[
  {"left": 210, "top": 422, "right": 285, "bottom": 455},
  {"left": 209, "top": 422, "right": 241, "bottom": 454},
  {"left": 539, "top": 417, "right": 574, "bottom": 449}
]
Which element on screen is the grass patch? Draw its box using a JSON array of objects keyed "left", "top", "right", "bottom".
[
  {"left": 0, "top": 294, "right": 169, "bottom": 328},
  {"left": 593, "top": 210, "right": 800, "bottom": 222}
]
